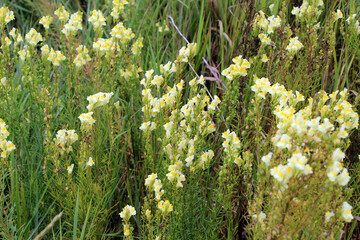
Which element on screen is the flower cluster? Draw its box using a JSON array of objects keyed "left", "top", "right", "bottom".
[
  {"left": 25, "top": 28, "right": 43, "bottom": 46},
  {"left": 286, "top": 37, "right": 303, "bottom": 55},
  {"left": 74, "top": 45, "right": 91, "bottom": 68},
  {"left": 0, "top": 5, "right": 15, "bottom": 27},
  {"left": 0, "top": 119, "right": 16, "bottom": 159},
  {"left": 291, "top": 0, "right": 323, "bottom": 23},
  {"left": 47, "top": 48, "right": 66, "bottom": 66},
  {"left": 253, "top": 10, "right": 281, "bottom": 34},
  {"left": 18, "top": 47, "right": 30, "bottom": 61},
  {"left": 139, "top": 121, "right": 156, "bottom": 132},
  {"left": 250, "top": 76, "right": 357, "bottom": 229},
  {"left": 166, "top": 160, "right": 186, "bottom": 187},
  {"left": 110, "top": 22, "right": 135, "bottom": 45},
  {"left": 120, "top": 205, "right": 136, "bottom": 221},
  {"left": 93, "top": 38, "right": 119, "bottom": 57},
  {"left": 88, "top": 10, "right": 106, "bottom": 32},
  {"left": 145, "top": 173, "right": 165, "bottom": 201},
  {"left": 119, "top": 204, "right": 136, "bottom": 238},
  {"left": 346, "top": 14, "right": 360, "bottom": 34},
  {"left": 39, "top": 15, "right": 53, "bottom": 30},
  {"left": 156, "top": 22, "right": 170, "bottom": 33},
  {"left": 86, "top": 92, "right": 114, "bottom": 111},
  {"left": 54, "top": 129, "right": 78, "bottom": 153},
  {"left": 131, "top": 36, "right": 143, "bottom": 56},
  {"left": 177, "top": 43, "right": 197, "bottom": 63},
  {"left": 78, "top": 112, "right": 95, "bottom": 132},
  {"left": 54, "top": 5, "right": 69, "bottom": 22},
  {"left": 9, "top": 28, "right": 23, "bottom": 45},
  {"left": 160, "top": 61, "right": 176, "bottom": 77},
  {"left": 61, "top": 11, "right": 83, "bottom": 37},
  {"left": 221, "top": 55, "right": 251, "bottom": 81},
  {"left": 158, "top": 200, "right": 173, "bottom": 216},
  {"left": 222, "top": 130, "right": 241, "bottom": 167},
  {"left": 111, "top": 0, "right": 129, "bottom": 19}
]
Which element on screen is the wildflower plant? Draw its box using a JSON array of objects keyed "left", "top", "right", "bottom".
[
  {"left": 247, "top": 79, "right": 358, "bottom": 238},
  {"left": 0, "top": 0, "right": 360, "bottom": 239}
]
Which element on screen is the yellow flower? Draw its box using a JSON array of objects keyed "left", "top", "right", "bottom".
[
  {"left": 158, "top": 200, "right": 173, "bottom": 215},
  {"left": 119, "top": 205, "right": 136, "bottom": 221},
  {"left": 39, "top": 15, "right": 53, "bottom": 30}
]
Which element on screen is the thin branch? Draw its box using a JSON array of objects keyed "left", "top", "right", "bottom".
[
  {"left": 168, "top": 15, "right": 228, "bottom": 129},
  {"left": 33, "top": 212, "right": 63, "bottom": 240}
]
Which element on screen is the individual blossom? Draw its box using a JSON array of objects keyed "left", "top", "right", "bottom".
[
  {"left": 325, "top": 211, "right": 335, "bottom": 222},
  {"left": 261, "top": 54, "right": 269, "bottom": 63},
  {"left": 86, "top": 92, "right": 114, "bottom": 111},
  {"left": 119, "top": 205, "right": 136, "bottom": 221},
  {"left": 144, "top": 209, "right": 151, "bottom": 218},
  {"left": 3, "top": 36, "right": 11, "bottom": 46},
  {"left": 0, "top": 77, "right": 7, "bottom": 87},
  {"left": 261, "top": 152, "right": 273, "bottom": 166},
  {"left": 88, "top": 10, "right": 106, "bottom": 32},
  {"left": 9, "top": 27, "right": 16, "bottom": 39},
  {"left": 67, "top": 164, "right": 74, "bottom": 174},
  {"left": 252, "top": 211, "right": 266, "bottom": 223},
  {"left": 41, "top": 44, "right": 50, "bottom": 57},
  {"left": 332, "top": 148, "right": 345, "bottom": 162},
  {"left": 25, "top": 28, "right": 43, "bottom": 46},
  {"left": 39, "top": 15, "right": 53, "bottom": 30},
  {"left": 341, "top": 202, "right": 353, "bottom": 222},
  {"left": 269, "top": 4, "right": 274, "bottom": 12},
  {"left": 78, "top": 112, "right": 95, "bottom": 131},
  {"left": 86, "top": 157, "right": 95, "bottom": 166},
  {"left": 333, "top": 9, "right": 343, "bottom": 21}
]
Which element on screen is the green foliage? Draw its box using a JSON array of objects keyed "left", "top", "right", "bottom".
[{"left": 0, "top": 0, "right": 359, "bottom": 239}]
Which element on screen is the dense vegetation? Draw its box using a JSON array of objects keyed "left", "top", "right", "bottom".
[{"left": 0, "top": 0, "right": 359, "bottom": 239}]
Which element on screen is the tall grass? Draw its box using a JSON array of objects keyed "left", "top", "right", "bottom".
[{"left": 0, "top": 0, "right": 359, "bottom": 239}]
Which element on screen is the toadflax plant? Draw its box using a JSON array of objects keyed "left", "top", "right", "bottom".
[{"left": 248, "top": 77, "right": 358, "bottom": 239}]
